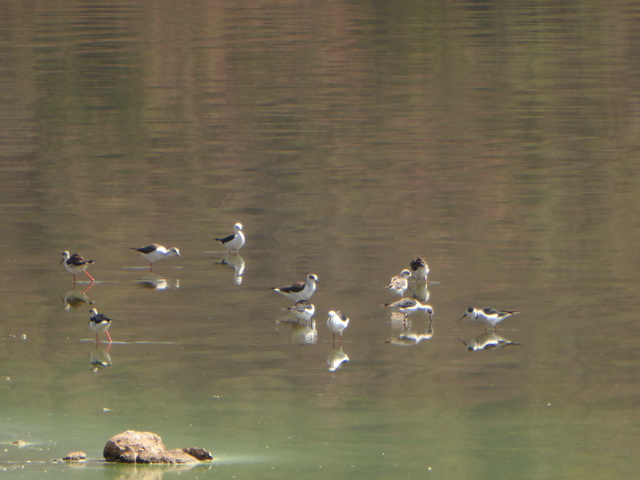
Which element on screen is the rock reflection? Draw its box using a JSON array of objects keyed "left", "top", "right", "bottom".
[
  {"left": 327, "top": 346, "right": 349, "bottom": 372},
  {"left": 461, "top": 332, "right": 520, "bottom": 351},
  {"left": 61, "top": 289, "right": 95, "bottom": 310},
  {"left": 112, "top": 464, "right": 205, "bottom": 480},
  {"left": 216, "top": 253, "right": 245, "bottom": 285},
  {"left": 89, "top": 347, "right": 112, "bottom": 372}
]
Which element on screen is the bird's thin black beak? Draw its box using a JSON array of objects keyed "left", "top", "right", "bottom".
[{"left": 457, "top": 314, "right": 467, "bottom": 322}]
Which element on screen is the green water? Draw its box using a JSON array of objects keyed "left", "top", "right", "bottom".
[{"left": 1, "top": 1, "right": 640, "bottom": 479}]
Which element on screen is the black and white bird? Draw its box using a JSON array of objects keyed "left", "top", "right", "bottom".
[
  {"left": 285, "top": 300, "right": 316, "bottom": 323},
  {"left": 327, "top": 310, "right": 349, "bottom": 345},
  {"left": 215, "top": 223, "right": 245, "bottom": 253},
  {"left": 384, "top": 298, "right": 434, "bottom": 321},
  {"left": 89, "top": 308, "right": 113, "bottom": 344},
  {"left": 458, "top": 307, "right": 519, "bottom": 330},
  {"left": 409, "top": 257, "right": 429, "bottom": 281},
  {"left": 130, "top": 244, "right": 182, "bottom": 271},
  {"left": 61, "top": 251, "right": 95, "bottom": 283},
  {"left": 461, "top": 332, "right": 520, "bottom": 351},
  {"left": 273, "top": 274, "right": 323, "bottom": 302}
]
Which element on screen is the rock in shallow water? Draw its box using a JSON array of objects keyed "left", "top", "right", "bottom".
[
  {"left": 103, "top": 430, "right": 212, "bottom": 464},
  {"left": 62, "top": 451, "right": 87, "bottom": 462}
]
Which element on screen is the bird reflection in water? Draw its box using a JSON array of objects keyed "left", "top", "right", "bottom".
[
  {"left": 216, "top": 253, "right": 245, "bottom": 285},
  {"left": 61, "top": 289, "right": 95, "bottom": 311},
  {"left": 386, "top": 324, "right": 434, "bottom": 346},
  {"left": 407, "top": 281, "right": 430, "bottom": 303},
  {"left": 327, "top": 346, "right": 349, "bottom": 372},
  {"left": 276, "top": 302, "right": 317, "bottom": 345},
  {"left": 288, "top": 318, "right": 318, "bottom": 346},
  {"left": 89, "top": 346, "right": 112, "bottom": 372},
  {"left": 461, "top": 332, "right": 520, "bottom": 351},
  {"left": 137, "top": 274, "right": 180, "bottom": 290}
]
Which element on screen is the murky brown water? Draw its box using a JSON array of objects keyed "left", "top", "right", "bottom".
[{"left": 1, "top": 1, "right": 640, "bottom": 479}]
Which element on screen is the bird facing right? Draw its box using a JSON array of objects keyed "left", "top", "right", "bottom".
[
  {"left": 130, "top": 244, "right": 182, "bottom": 271},
  {"left": 384, "top": 298, "right": 434, "bottom": 322},
  {"left": 386, "top": 269, "right": 411, "bottom": 297},
  {"left": 215, "top": 223, "right": 245, "bottom": 253},
  {"left": 286, "top": 300, "right": 316, "bottom": 324},
  {"left": 272, "top": 273, "right": 323, "bottom": 302},
  {"left": 458, "top": 307, "right": 519, "bottom": 330}
]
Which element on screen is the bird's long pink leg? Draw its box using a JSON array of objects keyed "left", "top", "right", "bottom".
[
  {"left": 106, "top": 331, "right": 113, "bottom": 343},
  {"left": 84, "top": 270, "right": 95, "bottom": 283}
]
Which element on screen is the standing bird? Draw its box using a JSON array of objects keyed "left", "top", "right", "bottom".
[
  {"left": 409, "top": 257, "right": 430, "bottom": 281},
  {"left": 384, "top": 298, "right": 434, "bottom": 322},
  {"left": 130, "top": 244, "right": 182, "bottom": 271},
  {"left": 61, "top": 251, "right": 95, "bottom": 284},
  {"left": 272, "top": 274, "right": 323, "bottom": 302},
  {"left": 89, "top": 308, "right": 113, "bottom": 344},
  {"left": 386, "top": 269, "right": 411, "bottom": 297},
  {"left": 458, "top": 307, "right": 519, "bottom": 330},
  {"left": 327, "top": 310, "right": 349, "bottom": 345},
  {"left": 215, "top": 223, "right": 245, "bottom": 253},
  {"left": 285, "top": 300, "right": 316, "bottom": 324}
]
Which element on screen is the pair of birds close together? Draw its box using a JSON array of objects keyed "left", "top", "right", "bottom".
[{"left": 128, "top": 222, "right": 245, "bottom": 270}]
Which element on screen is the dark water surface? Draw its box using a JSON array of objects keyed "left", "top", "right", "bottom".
[{"left": 1, "top": 1, "right": 640, "bottom": 479}]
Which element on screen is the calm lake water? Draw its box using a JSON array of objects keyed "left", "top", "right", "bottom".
[{"left": 1, "top": 1, "right": 640, "bottom": 479}]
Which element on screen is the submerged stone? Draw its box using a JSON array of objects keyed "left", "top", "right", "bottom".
[{"left": 62, "top": 451, "right": 87, "bottom": 462}]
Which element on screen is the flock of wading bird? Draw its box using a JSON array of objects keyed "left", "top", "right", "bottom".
[{"left": 61, "top": 222, "right": 521, "bottom": 369}]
